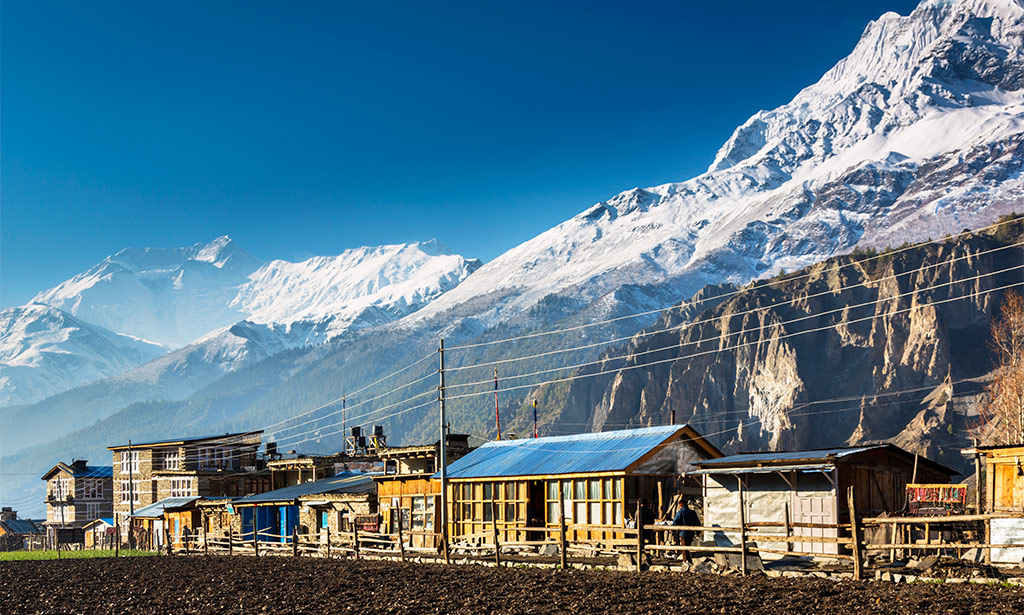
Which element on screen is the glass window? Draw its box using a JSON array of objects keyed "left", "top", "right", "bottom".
[
  {"left": 505, "top": 503, "right": 516, "bottom": 521},
  {"left": 483, "top": 483, "right": 492, "bottom": 500},
  {"left": 547, "top": 481, "right": 557, "bottom": 500},
  {"left": 547, "top": 502, "right": 558, "bottom": 522},
  {"left": 614, "top": 503, "right": 623, "bottom": 525},
  {"left": 505, "top": 483, "right": 515, "bottom": 500},
  {"left": 589, "top": 479, "right": 601, "bottom": 500},
  {"left": 603, "top": 479, "right": 612, "bottom": 500},
  {"left": 604, "top": 502, "right": 612, "bottom": 525},
  {"left": 574, "top": 480, "right": 585, "bottom": 500},
  {"left": 614, "top": 478, "right": 622, "bottom": 499},
  {"left": 562, "top": 481, "right": 571, "bottom": 500},
  {"left": 575, "top": 502, "right": 586, "bottom": 523},
  {"left": 590, "top": 502, "right": 602, "bottom": 523}
]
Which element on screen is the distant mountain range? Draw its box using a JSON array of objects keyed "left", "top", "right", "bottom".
[{"left": 3, "top": 0, "right": 1023, "bottom": 517}]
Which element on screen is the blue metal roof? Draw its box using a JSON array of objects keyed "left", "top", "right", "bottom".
[
  {"left": 129, "top": 497, "right": 200, "bottom": 518},
  {"left": 438, "top": 425, "right": 690, "bottom": 480},
  {"left": 70, "top": 465, "right": 113, "bottom": 478},
  {"left": 1, "top": 519, "right": 39, "bottom": 534},
  {"left": 233, "top": 472, "right": 376, "bottom": 505},
  {"left": 698, "top": 446, "right": 883, "bottom": 467},
  {"left": 42, "top": 463, "right": 113, "bottom": 480}
]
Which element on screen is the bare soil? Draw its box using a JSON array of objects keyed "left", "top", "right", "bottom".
[{"left": 3, "top": 555, "right": 1024, "bottom": 614}]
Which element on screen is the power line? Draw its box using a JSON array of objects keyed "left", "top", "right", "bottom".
[
  {"left": 445, "top": 278, "right": 1024, "bottom": 403},
  {"left": 443, "top": 240, "right": 1024, "bottom": 377},
  {"left": 444, "top": 216, "right": 1022, "bottom": 352},
  {"left": 445, "top": 263, "right": 1024, "bottom": 395}
]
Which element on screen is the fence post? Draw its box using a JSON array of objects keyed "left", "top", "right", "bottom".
[
  {"left": 783, "top": 501, "right": 791, "bottom": 554},
  {"left": 397, "top": 509, "right": 406, "bottom": 563},
  {"left": 985, "top": 516, "right": 992, "bottom": 565},
  {"left": 228, "top": 527, "right": 233, "bottom": 556},
  {"left": 253, "top": 530, "right": 259, "bottom": 558},
  {"left": 491, "top": 502, "right": 501, "bottom": 567},
  {"left": 167, "top": 533, "right": 172, "bottom": 556},
  {"left": 352, "top": 522, "right": 360, "bottom": 559},
  {"left": 326, "top": 526, "right": 331, "bottom": 559},
  {"left": 847, "top": 486, "right": 863, "bottom": 581},
  {"left": 184, "top": 528, "right": 190, "bottom": 555},
  {"left": 114, "top": 519, "right": 119, "bottom": 558},
  {"left": 204, "top": 528, "right": 209, "bottom": 556},
  {"left": 293, "top": 526, "right": 299, "bottom": 557},
  {"left": 635, "top": 500, "right": 644, "bottom": 573},
  {"left": 737, "top": 476, "right": 747, "bottom": 576},
  {"left": 558, "top": 495, "right": 568, "bottom": 570}
]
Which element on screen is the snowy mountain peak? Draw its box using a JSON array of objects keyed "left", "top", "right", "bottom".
[{"left": 407, "top": 0, "right": 1024, "bottom": 331}]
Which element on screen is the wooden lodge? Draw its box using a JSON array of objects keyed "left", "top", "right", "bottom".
[
  {"left": 375, "top": 434, "right": 473, "bottom": 549},
  {"left": 441, "top": 425, "right": 722, "bottom": 544},
  {"left": 692, "top": 444, "right": 958, "bottom": 556}
]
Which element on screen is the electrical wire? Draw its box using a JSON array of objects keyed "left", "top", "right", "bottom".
[
  {"left": 443, "top": 240, "right": 1024, "bottom": 377},
  {"left": 444, "top": 216, "right": 1023, "bottom": 352},
  {"left": 445, "top": 278, "right": 1024, "bottom": 403},
  {"left": 445, "top": 263, "right": 1024, "bottom": 395}
]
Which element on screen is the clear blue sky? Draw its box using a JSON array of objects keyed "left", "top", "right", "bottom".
[{"left": 1, "top": 0, "right": 921, "bottom": 307}]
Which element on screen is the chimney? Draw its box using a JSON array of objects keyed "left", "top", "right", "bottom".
[{"left": 71, "top": 459, "right": 89, "bottom": 471}]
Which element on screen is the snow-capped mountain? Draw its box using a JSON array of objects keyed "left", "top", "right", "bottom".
[
  {"left": 404, "top": 0, "right": 1024, "bottom": 331},
  {"left": 0, "top": 305, "right": 166, "bottom": 406},
  {"left": 4, "top": 238, "right": 480, "bottom": 408},
  {"left": 33, "top": 236, "right": 263, "bottom": 349}
]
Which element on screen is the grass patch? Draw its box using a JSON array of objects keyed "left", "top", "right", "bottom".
[{"left": 0, "top": 549, "right": 157, "bottom": 561}]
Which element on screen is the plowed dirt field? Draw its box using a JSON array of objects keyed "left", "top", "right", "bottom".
[{"left": 3, "top": 555, "right": 1023, "bottom": 614}]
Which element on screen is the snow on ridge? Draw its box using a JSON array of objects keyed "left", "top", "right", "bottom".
[{"left": 402, "top": 0, "right": 1024, "bottom": 331}]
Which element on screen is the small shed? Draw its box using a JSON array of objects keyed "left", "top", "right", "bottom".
[
  {"left": 232, "top": 472, "right": 376, "bottom": 543},
  {"left": 83, "top": 518, "right": 115, "bottom": 549},
  {"left": 693, "top": 444, "right": 958, "bottom": 555},
  {"left": 971, "top": 444, "right": 1024, "bottom": 514},
  {"left": 440, "top": 425, "right": 721, "bottom": 543}
]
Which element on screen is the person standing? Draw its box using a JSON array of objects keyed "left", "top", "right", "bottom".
[{"left": 672, "top": 500, "right": 700, "bottom": 563}]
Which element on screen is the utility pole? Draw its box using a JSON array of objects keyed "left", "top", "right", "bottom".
[
  {"left": 533, "top": 399, "right": 538, "bottom": 438},
  {"left": 438, "top": 339, "right": 450, "bottom": 564},
  {"left": 494, "top": 367, "right": 501, "bottom": 440},
  {"left": 341, "top": 395, "right": 346, "bottom": 456},
  {"left": 128, "top": 440, "right": 135, "bottom": 550}
]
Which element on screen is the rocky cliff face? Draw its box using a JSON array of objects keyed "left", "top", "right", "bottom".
[{"left": 530, "top": 217, "right": 1024, "bottom": 470}]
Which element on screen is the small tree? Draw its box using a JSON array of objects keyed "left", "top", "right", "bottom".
[{"left": 976, "top": 291, "right": 1024, "bottom": 444}]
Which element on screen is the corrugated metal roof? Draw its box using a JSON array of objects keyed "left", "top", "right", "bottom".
[
  {"left": 689, "top": 463, "right": 836, "bottom": 475},
  {"left": 697, "top": 446, "right": 885, "bottom": 467},
  {"left": 438, "top": 425, "right": 688, "bottom": 480},
  {"left": 1, "top": 519, "right": 39, "bottom": 534},
  {"left": 42, "top": 463, "right": 114, "bottom": 480},
  {"left": 129, "top": 497, "right": 200, "bottom": 518},
  {"left": 233, "top": 472, "right": 376, "bottom": 505},
  {"left": 69, "top": 465, "right": 113, "bottom": 478}
]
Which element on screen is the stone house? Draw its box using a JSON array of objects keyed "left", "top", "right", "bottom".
[
  {"left": 40, "top": 460, "right": 113, "bottom": 544},
  {"left": 108, "top": 431, "right": 269, "bottom": 537}
]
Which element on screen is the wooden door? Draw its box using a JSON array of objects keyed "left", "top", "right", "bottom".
[{"left": 791, "top": 493, "right": 837, "bottom": 555}]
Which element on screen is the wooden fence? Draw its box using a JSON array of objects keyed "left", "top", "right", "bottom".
[{"left": 176, "top": 489, "right": 1024, "bottom": 581}]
